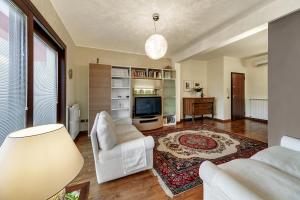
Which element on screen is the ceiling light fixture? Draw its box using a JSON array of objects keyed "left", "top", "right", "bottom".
[{"left": 145, "top": 13, "right": 168, "bottom": 60}]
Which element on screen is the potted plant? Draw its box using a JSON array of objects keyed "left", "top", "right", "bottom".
[{"left": 193, "top": 86, "right": 203, "bottom": 97}]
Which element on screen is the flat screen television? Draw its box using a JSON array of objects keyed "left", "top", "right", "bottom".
[{"left": 134, "top": 97, "right": 161, "bottom": 117}]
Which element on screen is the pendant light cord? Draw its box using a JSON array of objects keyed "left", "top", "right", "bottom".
[{"left": 153, "top": 20, "right": 157, "bottom": 33}]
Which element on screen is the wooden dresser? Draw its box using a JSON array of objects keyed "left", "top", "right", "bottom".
[{"left": 183, "top": 97, "right": 214, "bottom": 120}]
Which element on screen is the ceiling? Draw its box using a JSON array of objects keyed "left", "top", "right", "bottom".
[
  {"left": 50, "top": 0, "right": 271, "bottom": 57},
  {"left": 191, "top": 29, "right": 268, "bottom": 60}
]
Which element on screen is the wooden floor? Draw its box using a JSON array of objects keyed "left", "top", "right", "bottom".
[{"left": 72, "top": 119, "right": 267, "bottom": 200}]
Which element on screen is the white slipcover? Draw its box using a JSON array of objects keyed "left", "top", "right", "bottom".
[
  {"left": 200, "top": 136, "right": 300, "bottom": 200},
  {"left": 91, "top": 113, "right": 154, "bottom": 183}
]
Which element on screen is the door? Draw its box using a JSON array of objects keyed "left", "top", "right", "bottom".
[{"left": 231, "top": 73, "right": 245, "bottom": 120}]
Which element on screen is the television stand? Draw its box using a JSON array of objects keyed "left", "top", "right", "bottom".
[
  {"left": 139, "top": 115, "right": 156, "bottom": 119},
  {"left": 132, "top": 115, "right": 163, "bottom": 131}
]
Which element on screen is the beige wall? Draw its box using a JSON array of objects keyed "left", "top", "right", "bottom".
[
  {"left": 178, "top": 59, "right": 207, "bottom": 119},
  {"left": 207, "top": 57, "right": 225, "bottom": 119},
  {"left": 74, "top": 46, "right": 171, "bottom": 130},
  {"left": 31, "top": 0, "right": 77, "bottom": 106}
]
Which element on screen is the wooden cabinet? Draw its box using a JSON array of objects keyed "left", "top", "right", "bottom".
[
  {"left": 89, "top": 64, "right": 111, "bottom": 132},
  {"left": 183, "top": 97, "right": 214, "bottom": 120}
]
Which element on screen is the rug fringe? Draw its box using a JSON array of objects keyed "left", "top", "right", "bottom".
[{"left": 152, "top": 169, "right": 174, "bottom": 198}]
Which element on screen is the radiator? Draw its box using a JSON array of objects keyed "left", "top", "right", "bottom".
[
  {"left": 249, "top": 99, "right": 268, "bottom": 120},
  {"left": 68, "top": 104, "right": 80, "bottom": 140}
]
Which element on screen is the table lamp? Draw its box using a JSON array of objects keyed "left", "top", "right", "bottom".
[{"left": 0, "top": 124, "right": 84, "bottom": 200}]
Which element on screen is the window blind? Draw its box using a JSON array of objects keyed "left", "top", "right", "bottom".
[
  {"left": 33, "top": 35, "right": 58, "bottom": 126},
  {"left": 0, "top": 0, "right": 26, "bottom": 145}
]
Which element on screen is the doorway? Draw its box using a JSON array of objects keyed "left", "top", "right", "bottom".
[{"left": 231, "top": 73, "right": 245, "bottom": 120}]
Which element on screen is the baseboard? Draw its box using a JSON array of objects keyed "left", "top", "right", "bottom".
[
  {"left": 178, "top": 117, "right": 231, "bottom": 123},
  {"left": 245, "top": 117, "right": 268, "bottom": 124},
  {"left": 211, "top": 118, "right": 231, "bottom": 123}
]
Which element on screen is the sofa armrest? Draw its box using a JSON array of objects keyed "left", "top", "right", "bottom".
[
  {"left": 113, "top": 117, "right": 132, "bottom": 125},
  {"left": 281, "top": 136, "right": 300, "bottom": 152},
  {"left": 200, "top": 161, "right": 263, "bottom": 200}
]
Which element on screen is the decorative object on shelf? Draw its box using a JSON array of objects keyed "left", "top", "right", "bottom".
[
  {"left": 163, "top": 69, "right": 176, "bottom": 79},
  {"left": 96, "top": 57, "right": 99, "bottom": 64},
  {"left": 111, "top": 67, "right": 129, "bottom": 77},
  {"left": 164, "top": 65, "right": 172, "bottom": 69},
  {"left": 65, "top": 181, "right": 90, "bottom": 200},
  {"left": 184, "top": 80, "right": 192, "bottom": 92},
  {"left": 164, "top": 115, "right": 176, "bottom": 125},
  {"left": 0, "top": 124, "right": 84, "bottom": 200},
  {"left": 148, "top": 69, "right": 162, "bottom": 79},
  {"left": 131, "top": 68, "right": 147, "bottom": 78},
  {"left": 145, "top": 13, "right": 168, "bottom": 60},
  {"left": 134, "top": 88, "right": 159, "bottom": 96}
]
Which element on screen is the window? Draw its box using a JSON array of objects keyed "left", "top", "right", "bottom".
[
  {"left": 0, "top": 0, "right": 66, "bottom": 146},
  {"left": 33, "top": 35, "right": 58, "bottom": 126},
  {"left": 0, "top": 0, "right": 26, "bottom": 144}
]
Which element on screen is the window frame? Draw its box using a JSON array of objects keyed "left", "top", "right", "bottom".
[{"left": 10, "top": 0, "right": 66, "bottom": 126}]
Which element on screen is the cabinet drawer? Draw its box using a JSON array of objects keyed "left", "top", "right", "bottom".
[
  {"left": 194, "top": 109, "right": 213, "bottom": 115},
  {"left": 194, "top": 103, "right": 213, "bottom": 110}
]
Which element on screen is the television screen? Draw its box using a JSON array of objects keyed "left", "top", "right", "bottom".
[{"left": 135, "top": 97, "right": 161, "bottom": 116}]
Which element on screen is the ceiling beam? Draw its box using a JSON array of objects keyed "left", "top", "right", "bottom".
[{"left": 171, "top": 0, "right": 300, "bottom": 62}]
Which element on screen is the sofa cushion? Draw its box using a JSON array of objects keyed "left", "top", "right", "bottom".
[
  {"left": 251, "top": 146, "right": 300, "bottom": 180},
  {"left": 98, "top": 136, "right": 154, "bottom": 162},
  {"left": 117, "top": 131, "right": 144, "bottom": 144},
  {"left": 100, "top": 111, "right": 116, "bottom": 130},
  {"left": 97, "top": 115, "right": 117, "bottom": 150},
  {"left": 115, "top": 124, "right": 138, "bottom": 135},
  {"left": 219, "top": 159, "right": 300, "bottom": 200}
]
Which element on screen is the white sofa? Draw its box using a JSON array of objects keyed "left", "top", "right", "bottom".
[
  {"left": 91, "top": 112, "right": 154, "bottom": 183},
  {"left": 200, "top": 136, "right": 300, "bottom": 200}
]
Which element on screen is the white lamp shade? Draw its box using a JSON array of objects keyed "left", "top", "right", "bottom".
[
  {"left": 0, "top": 124, "right": 84, "bottom": 200},
  {"left": 145, "top": 34, "right": 168, "bottom": 60}
]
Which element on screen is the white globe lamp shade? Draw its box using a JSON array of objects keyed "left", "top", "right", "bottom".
[{"left": 145, "top": 34, "right": 168, "bottom": 60}]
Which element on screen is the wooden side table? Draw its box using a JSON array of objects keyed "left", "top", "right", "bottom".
[{"left": 65, "top": 181, "right": 90, "bottom": 200}]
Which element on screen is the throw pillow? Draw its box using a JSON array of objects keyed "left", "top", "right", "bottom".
[
  {"left": 100, "top": 111, "right": 116, "bottom": 130},
  {"left": 96, "top": 115, "right": 117, "bottom": 150}
]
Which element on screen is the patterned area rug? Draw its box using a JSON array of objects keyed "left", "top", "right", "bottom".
[{"left": 144, "top": 124, "right": 267, "bottom": 197}]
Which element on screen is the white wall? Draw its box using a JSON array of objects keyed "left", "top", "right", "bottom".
[
  {"left": 205, "top": 56, "right": 267, "bottom": 121},
  {"left": 207, "top": 57, "right": 224, "bottom": 120},
  {"left": 243, "top": 55, "right": 268, "bottom": 118},
  {"left": 178, "top": 59, "right": 207, "bottom": 119}
]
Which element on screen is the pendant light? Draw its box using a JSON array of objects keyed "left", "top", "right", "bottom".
[{"left": 145, "top": 13, "right": 168, "bottom": 60}]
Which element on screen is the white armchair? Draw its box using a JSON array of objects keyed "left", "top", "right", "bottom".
[{"left": 91, "top": 112, "right": 154, "bottom": 183}]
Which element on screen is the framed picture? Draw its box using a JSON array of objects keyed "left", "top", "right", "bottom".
[
  {"left": 65, "top": 181, "right": 90, "bottom": 200},
  {"left": 184, "top": 80, "right": 192, "bottom": 91},
  {"left": 193, "top": 81, "right": 201, "bottom": 88}
]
